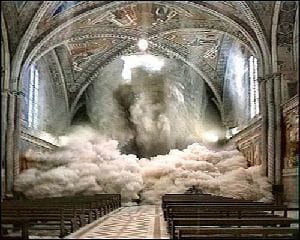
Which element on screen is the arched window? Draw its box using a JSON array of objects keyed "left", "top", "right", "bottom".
[
  {"left": 27, "top": 63, "right": 39, "bottom": 129},
  {"left": 248, "top": 56, "right": 259, "bottom": 118}
]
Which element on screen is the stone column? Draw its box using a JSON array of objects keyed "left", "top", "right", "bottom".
[
  {"left": 273, "top": 73, "right": 284, "bottom": 204},
  {"left": 266, "top": 74, "right": 275, "bottom": 184},
  {"left": 273, "top": 73, "right": 282, "bottom": 185},
  {"left": 13, "top": 91, "right": 23, "bottom": 179},
  {"left": 258, "top": 77, "right": 268, "bottom": 176},
  {"left": 1, "top": 89, "right": 8, "bottom": 200},
  {"left": 5, "top": 91, "right": 16, "bottom": 196}
]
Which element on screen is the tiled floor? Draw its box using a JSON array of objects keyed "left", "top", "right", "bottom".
[
  {"left": 66, "top": 205, "right": 169, "bottom": 239},
  {"left": 64, "top": 206, "right": 299, "bottom": 239}
]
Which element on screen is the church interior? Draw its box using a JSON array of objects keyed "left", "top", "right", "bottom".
[{"left": 1, "top": 1, "right": 299, "bottom": 239}]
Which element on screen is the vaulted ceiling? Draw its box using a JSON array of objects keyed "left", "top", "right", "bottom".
[{"left": 2, "top": 1, "right": 297, "bottom": 118}]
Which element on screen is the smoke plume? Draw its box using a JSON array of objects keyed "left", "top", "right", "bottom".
[{"left": 15, "top": 126, "right": 273, "bottom": 203}]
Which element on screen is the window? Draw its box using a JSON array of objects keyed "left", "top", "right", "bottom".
[
  {"left": 121, "top": 54, "right": 164, "bottom": 81},
  {"left": 53, "top": 1, "right": 82, "bottom": 16},
  {"left": 249, "top": 56, "right": 259, "bottom": 118},
  {"left": 28, "top": 64, "right": 39, "bottom": 129}
]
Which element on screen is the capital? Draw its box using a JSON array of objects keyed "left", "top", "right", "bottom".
[
  {"left": 265, "top": 73, "right": 281, "bottom": 80},
  {"left": 257, "top": 77, "right": 266, "bottom": 83},
  {"left": 265, "top": 74, "right": 274, "bottom": 80}
]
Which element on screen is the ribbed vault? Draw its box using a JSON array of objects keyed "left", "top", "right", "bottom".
[{"left": 2, "top": 1, "right": 278, "bottom": 146}]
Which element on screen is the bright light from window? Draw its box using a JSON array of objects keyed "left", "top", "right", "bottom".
[
  {"left": 249, "top": 55, "right": 259, "bottom": 118},
  {"left": 137, "top": 39, "right": 148, "bottom": 51},
  {"left": 121, "top": 54, "right": 164, "bottom": 81},
  {"left": 28, "top": 63, "right": 39, "bottom": 129},
  {"left": 233, "top": 54, "right": 246, "bottom": 93},
  {"left": 122, "top": 66, "right": 132, "bottom": 80},
  {"left": 231, "top": 127, "right": 240, "bottom": 135},
  {"left": 203, "top": 131, "right": 219, "bottom": 143}
]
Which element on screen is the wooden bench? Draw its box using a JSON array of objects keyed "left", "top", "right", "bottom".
[
  {"left": 2, "top": 201, "right": 93, "bottom": 223},
  {"left": 27, "top": 197, "right": 111, "bottom": 222},
  {"left": 166, "top": 205, "right": 298, "bottom": 235},
  {"left": 164, "top": 203, "right": 285, "bottom": 221},
  {"left": 176, "top": 226, "right": 299, "bottom": 239},
  {"left": 165, "top": 204, "right": 294, "bottom": 219},
  {"left": 162, "top": 194, "right": 298, "bottom": 239},
  {"left": 1, "top": 194, "right": 121, "bottom": 238},
  {"left": 170, "top": 217, "right": 299, "bottom": 239},
  {"left": 162, "top": 193, "right": 269, "bottom": 219},
  {"left": 1, "top": 206, "right": 79, "bottom": 238},
  {"left": 3, "top": 194, "right": 120, "bottom": 223},
  {"left": 46, "top": 194, "right": 121, "bottom": 210},
  {"left": 162, "top": 193, "right": 265, "bottom": 204},
  {"left": 1, "top": 217, "right": 31, "bottom": 240},
  {"left": 21, "top": 193, "right": 121, "bottom": 213}
]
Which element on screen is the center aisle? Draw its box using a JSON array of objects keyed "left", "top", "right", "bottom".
[{"left": 65, "top": 205, "right": 169, "bottom": 239}]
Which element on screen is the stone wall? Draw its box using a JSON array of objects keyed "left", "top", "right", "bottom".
[
  {"left": 230, "top": 117, "right": 262, "bottom": 167},
  {"left": 230, "top": 94, "right": 299, "bottom": 205},
  {"left": 19, "top": 127, "right": 58, "bottom": 172},
  {"left": 21, "top": 58, "right": 70, "bottom": 136},
  {"left": 281, "top": 95, "right": 299, "bottom": 205},
  {"left": 282, "top": 168, "right": 299, "bottom": 205},
  {"left": 282, "top": 95, "right": 299, "bottom": 168},
  {"left": 36, "top": 59, "right": 70, "bottom": 136},
  {"left": 18, "top": 58, "right": 69, "bottom": 173}
]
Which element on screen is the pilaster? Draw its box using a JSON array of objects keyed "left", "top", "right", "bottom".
[
  {"left": 5, "top": 91, "right": 17, "bottom": 195},
  {"left": 266, "top": 74, "right": 275, "bottom": 184},
  {"left": 13, "top": 92, "right": 24, "bottom": 179},
  {"left": 257, "top": 77, "right": 267, "bottom": 176},
  {"left": 273, "top": 73, "right": 282, "bottom": 185}
]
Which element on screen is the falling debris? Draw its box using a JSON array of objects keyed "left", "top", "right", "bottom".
[{"left": 15, "top": 126, "right": 273, "bottom": 204}]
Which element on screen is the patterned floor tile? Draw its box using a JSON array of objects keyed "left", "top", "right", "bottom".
[{"left": 69, "top": 205, "right": 169, "bottom": 239}]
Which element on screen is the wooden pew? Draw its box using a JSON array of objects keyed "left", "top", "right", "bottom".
[
  {"left": 176, "top": 226, "right": 299, "bottom": 239},
  {"left": 39, "top": 194, "right": 121, "bottom": 215},
  {"left": 1, "top": 217, "right": 31, "bottom": 240},
  {"left": 3, "top": 194, "right": 120, "bottom": 224},
  {"left": 1, "top": 206, "right": 78, "bottom": 238},
  {"left": 166, "top": 205, "right": 297, "bottom": 234},
  {"left": 165, "top": 204, "right": 293, "bottom": 220},
  {"left": 170, "top": 217, "right": 298, "bottom": 239},
  {"left": 162, "top": 194, "right": 298, "bottom": 239},
  {"left": 1, "top": 194, "right": 121, "bottom": 238},
  {"left": 162, "top": 193, "right": 265, "bottom": 205},
  {"left": 162, "top": 193, "right": 268, "bottom": 205},
  {"left": 162, "top": 194, "right": 274, "bottom": 220}
]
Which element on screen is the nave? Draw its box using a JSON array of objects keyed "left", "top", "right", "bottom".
[
  {"left": 1, "top": 3, "right": 299, "bottom": 239},
  {"left": 2, "top": 193, "right": 298, "bottom": 239},
  {"left": 65, "top": 205, "right": 168, "bottom": 239},
  {"left": 63, "top": 204, "right": 300, "bottom": 240}
]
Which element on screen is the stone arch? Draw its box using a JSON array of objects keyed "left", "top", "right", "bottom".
[
  {"left": 294, "top": 5, "right": 299, "bottom": 83},
  {"left": 10, "top": 2, "right": 55, "bottom": 91},
  {"left": 22, "top": 25, "right": 254, "bottom": 107},
  {"left": 183, "top": 1, "right": 266, "bottom": 77},
  {"left": 22, "top": 28, "right": 221, "bottom": 115},
  {"left": 1, "top": 11, "right": 11, "bottom": 198},
  {"left": 1, "top": 12, "right": 10, "bottom": 91},
  {"left": 44, "top": 50, "right": 70, "bottom": 110},
  {"left": 275, "top": 1, "right": 298, "bottom": 101},
  {"left": 29, "top": 21, "right": 256, "bottom": 63},
  {"left": 69, "top": 41, "right": 222, "bottom": 116},
  {"left": 237, "top": 1, "right": 272, "bottom": 76},
  {"left": 16, "top": 1, "right": 268, "bottom": 136},
  {"left": 19, "top": 1, "right": 266, "bottom": 91},
  {"left": 271, "top": 1, "right": 282, "bottom": 73}
]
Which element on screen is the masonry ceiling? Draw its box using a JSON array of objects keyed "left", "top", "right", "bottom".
[{"left": 3, "top": 1, "right": 295, "bottom": 115}]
